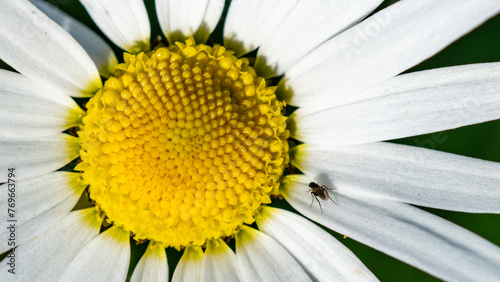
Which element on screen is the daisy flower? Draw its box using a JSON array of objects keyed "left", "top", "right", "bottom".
[{"left": 1, "top": 0, "right": 500, "bottom": 281}]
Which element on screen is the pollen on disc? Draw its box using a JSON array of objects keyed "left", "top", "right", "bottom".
[{"left": 77, "top": 38, "right": 289, "bottom": 248}]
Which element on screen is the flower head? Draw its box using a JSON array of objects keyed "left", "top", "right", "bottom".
[{"left": 0, "top": 0, "right": 499, "bottom": 281}]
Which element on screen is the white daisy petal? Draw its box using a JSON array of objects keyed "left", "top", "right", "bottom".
[
  {"left": 60, "top": 226, "right": 131, "bottom": 281},
  {"left": 257, "top": 207, "right": 378, "bottom": 281},
  {"left": 0, "top": 134, "right": 80, "bottom": 182},
  {"left": 29, "top": 0, "right": 118, "bottom": 77},
  {"left": 223, "top": 0, "right": 298, "bottom": 56},
  {"left": 172, "top": 247, "right": 203, "bottom": 282},
  {"left": 283, "top": 0, "right": 500, "bottom": 110},
  {"left": 200, "top": 239, "right": 241, "bottom": 282},
  {"left": 0, "top": 0, "right": 101, "bottom": 97},
  {"left": 0, "top": 208, "right": 101, "bottom": 281},
  {"left": 156, "top": 0, "right": 225, "bottom": 44},
  {"left": 282, "top": 176, "right": 500, "bottom": 281},
  {"left": 293, "top": 143, "right": 500, "bottom": 213},
  {"left": 0, "top": 172, "right": 86, "bottom": 254},
  {"left": 131, "top": 243, "right": 168, "bottom": 282},
  {"left": 80, "top": 0, "right": 151, "bottom": 53},
  {"left": 235, "top": 227, "right": 312, "bottom": 282},
  {"left": 293, "top": 63, "right": 500, "bottom": 144},
  {"left": 199, "top": 0, "right": 226, "bottom": 42},
  {"left": 255, "top": 0, "right": 383, "bottom": 77},
  {"left": 0, "top": 70, "right": 84, "bottom": 138}
]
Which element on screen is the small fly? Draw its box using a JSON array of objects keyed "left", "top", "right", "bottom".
[{"left": 308, "top": 182, "right": 336, "bottom": 213}]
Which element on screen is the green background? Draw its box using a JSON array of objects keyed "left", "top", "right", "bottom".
[{"left": 1, "top": 0, "right": 499, "bottom": 280}]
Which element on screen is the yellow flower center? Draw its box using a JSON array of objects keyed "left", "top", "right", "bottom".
[{"left": 76, "top": 39, "right": 289, "bottom": 248}]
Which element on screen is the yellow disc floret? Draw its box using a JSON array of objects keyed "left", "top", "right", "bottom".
[{"left": 76, "top": 38, "right": 289, "bottom": 248}]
